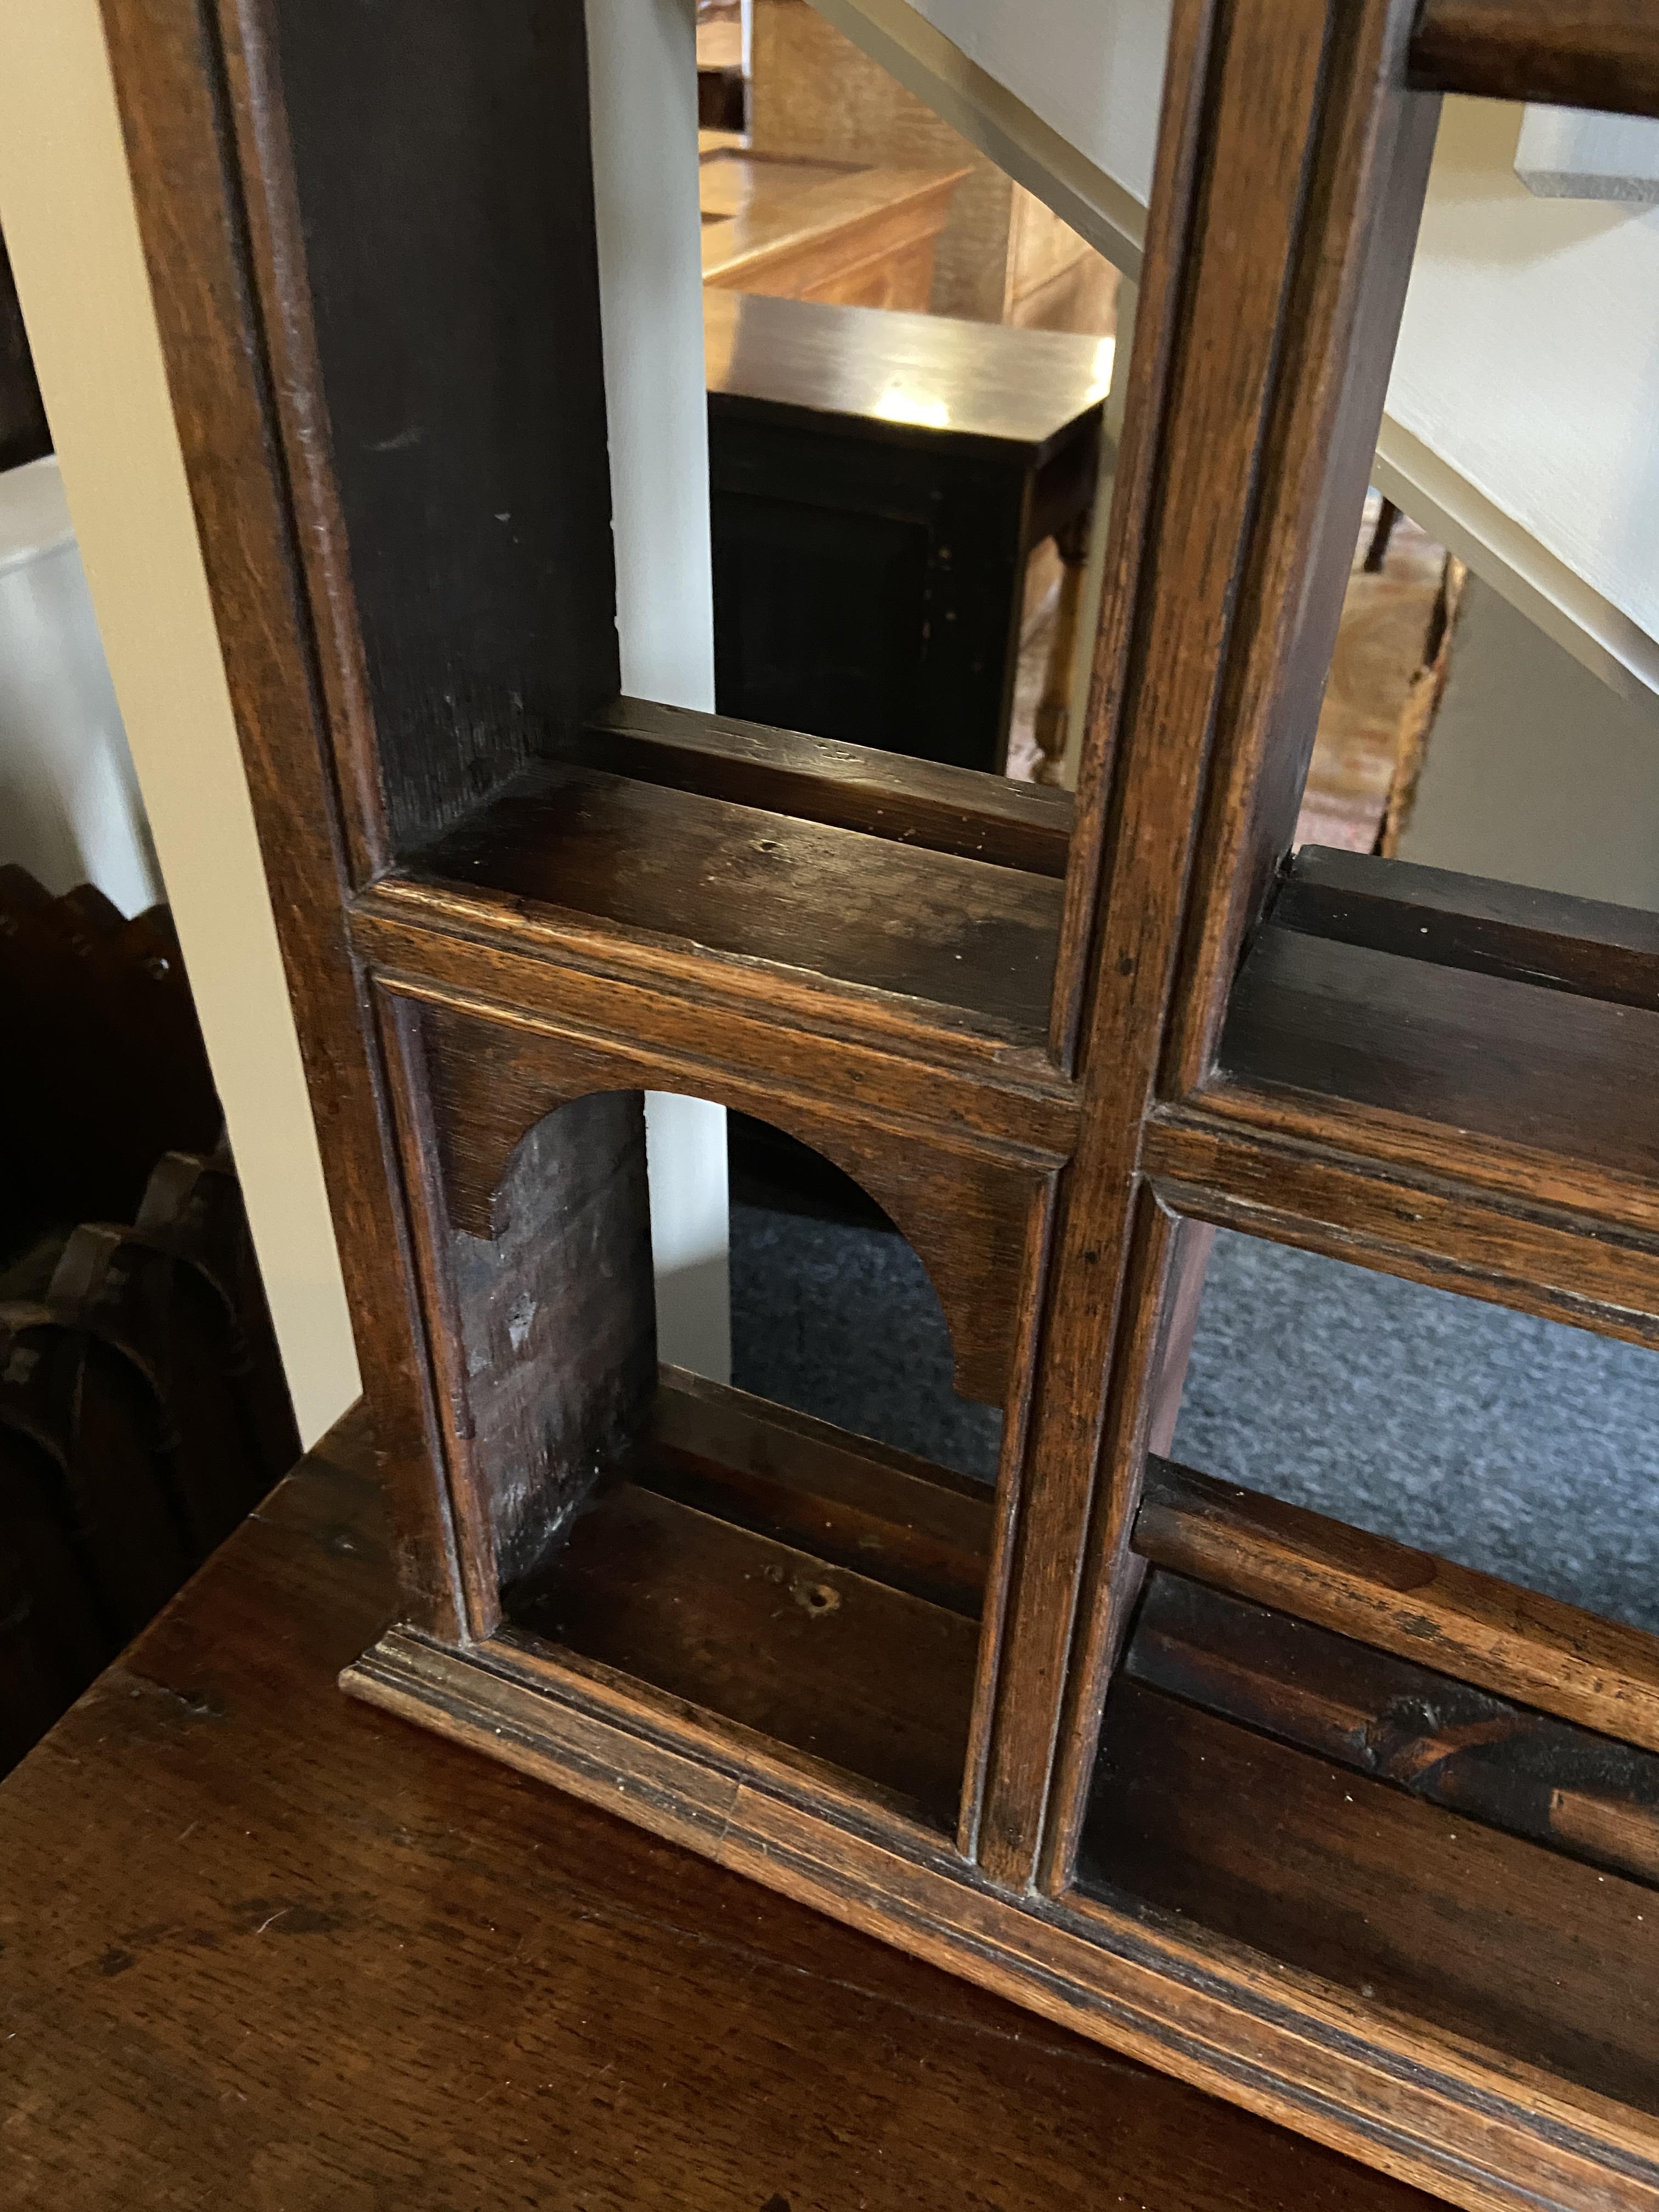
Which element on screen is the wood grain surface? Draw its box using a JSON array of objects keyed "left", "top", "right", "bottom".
[
  {"left": 1410, "top": 0, "right": 1659, "bottom": 112},
  {"left": 1133, "top": 1457, "right": 1659, "bottom": 1753},
  {"left": 97, "top": 0, "right": 1659, "bottom": 2203},
  {"left": 408, "top": 758, "right": 1062, "bottom": 1045},
  {"left": 1082, "top": 1676, "right": 1659, "bottom": 2115},
  {"left": 0, "top": 1409, "right": 1445, "bottom": 2212}
]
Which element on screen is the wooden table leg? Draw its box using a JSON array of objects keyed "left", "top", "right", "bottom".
[{"left": 1033, "top": 509, "right": 1092, "bottom": 785}]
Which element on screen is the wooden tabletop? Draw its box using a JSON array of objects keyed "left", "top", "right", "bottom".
[
  {"left": 704, "top": 287, "right": 1113, "bottom": 455},
  {"left": 0, "top": 1406, "right": 1439, "bottom": 2211}
]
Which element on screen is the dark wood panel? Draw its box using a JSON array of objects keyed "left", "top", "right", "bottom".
[
  {"left": 0, "top": 224, "right": 50, "bottom": 472},
  {"left": 265, "top": 0, "right": 619, "bottom": 852},
  {"left": 101, "top": 0, "right": 468, "bottom": 1639},
  {"left": 1134, "top": 1457, "right": 1659, "bottom": 1753},
  {"left": 584, "top": 695, "right": 1074, "bottom": 876},
  {"left": 1410, "top": 0, "right": 1659, "bottom": 113},
  {"left": 405, "top": 758, "right": 1062, "bottom": 1045},
  {"left": 1127, "top": 1570, "right": 1659, "bottom": 1885},
  {"left": 385, "top": 996, "right": 658, "bottom": 1618},
  {"left": 512, "top": 1477, "right": 979, "bottom": 1831},
  {"left": 1080, "top": 1678, "right": 1659, "bottom": 2116},
  {"left": 1275, "top": 846, "right": 1659, "bottom": 1010},
  {"left": 1220, "top": 922, "right": 1659, "bottom": 1186}
]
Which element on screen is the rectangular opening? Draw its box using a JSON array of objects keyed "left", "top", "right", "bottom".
[
  {"left": 1204, "top": 489, "right": 1659, "bottom": 1195},
  {"left": 390, "top": 992, "right": 1028, "bottom": 1838},
  {"left": 1070, "top": 1222, "right": 1659, "bottom": 2114},
  {"left": 268, "top": 0, "right": 1141, "bottom": 1045}
]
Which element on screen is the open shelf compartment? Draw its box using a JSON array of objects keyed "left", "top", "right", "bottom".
[{"left": 383, "top": 701, "right": 1071, "bottom": 1052}]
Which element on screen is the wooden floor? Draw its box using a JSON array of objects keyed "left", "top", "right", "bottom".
[
  {"left": 1009, "top": 494, "right": 1448, "bottom": 826},
  {"left": 0, "top": 1402, "right": 1443, "bottom": 2211},
  {"left": 1299, "top": 498, "right": 1449, "bottom": 851}
]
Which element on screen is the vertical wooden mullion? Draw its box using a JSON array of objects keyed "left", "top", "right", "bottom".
[
  {"left": 1048, "top": 0, "right": 1438, "bottom": 1893},
  {"left": 1163, "top": 15, "right": 1443, "bottom": 1098},
  {"left": 215, "top": 0, "right": 392, "bottom": 887},
  {"left": 1045, "top": 0, "right": 1220, "bottom": 1077},
  {"left": 981, "top": 0, "right": 1421, "bottom": 1892},
  {"left": 99, "top": 0, "right": 469, "bottom": 1637}
]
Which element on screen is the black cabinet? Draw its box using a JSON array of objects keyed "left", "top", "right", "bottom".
[{"left": 706, "top": 290, "right": 1109, "bottom": 775}]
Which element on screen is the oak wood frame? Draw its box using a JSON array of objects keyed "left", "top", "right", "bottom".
[{"left": 101, "top": 1, "right": 1659, "bottom": 2208}]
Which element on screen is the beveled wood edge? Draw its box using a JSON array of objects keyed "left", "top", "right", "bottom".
[
  {"left": 343, "top": 1628, "right": 1659, "bottom": 2212},
  {"left": 1133, "top": 1457, "right": 1659, "bottom": 1757},
  {"left": 356, "top": 875, "right": 1060, "bottom": 1080},
  {"left": 701, "top": 161, "right": 969, "bottom": 287},
  {"left": 588, "top": 695, "right": 1076, "bottom": 875},
  {"left": 485, "top": 1623, "right": 962, "bottom": 1863},
  {"left": 1143, "top": 1108, "right": 1659, "bottom": 1348},
  {"left": 958, "top": 1180, "right": 1057, "bottom": 1861},
  {"left": 351, "top": 916, "right": 1082, "bottom": 1160},
  {"left": 1173, "top": 1075, "right": 1659, "bottom": 1246},
  {"left": 373, "top": 968, "right": 1070, "bottom": 1181},
  {"left": 216, "top": 0, "right": 390, "bottom": 888},
  {"left": 1280, "top": 846, "right": 1659, "bottom": 1006},
  {"left": 654, "top": 1362, "right": 1000, "bottom": 1511}
]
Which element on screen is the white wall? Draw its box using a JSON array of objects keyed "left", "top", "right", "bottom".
[
  {"left": 905, "top": 0, "right": 1169, "bottom": 210},
  {"left": 1386, "top": 97, "right": 1659, "bottom": 687},
  {"left": 0, "top": 0, "right": 360, "bottom": 1448},
  {"left": 1399, "top": 574, "right": 1659, "bottom": 909},
  {"left": 586, "top": 0, "right": 731, "bottom": 1385},
  {"left": 0, "top": 0, "right": 730, "bottom": 1440}
]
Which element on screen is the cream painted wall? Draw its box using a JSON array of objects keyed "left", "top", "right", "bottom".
[
  {"left": 1387, "top": 98, "right": 1659, "bottom": 673},
  {"left": 906, "top": 0, "right": 1169, "bottom": 211},
  {"left": 1399, "top": 575, "right": 1659, "bottom": 909},
  {"left": 0, "top": 0, "right": 360, "bottom": 1448},
  {"left": 825, "top": 0, "right": 1659, "bottom": 699},
  {"left": 586, "top": 0, "right": 732, "bottom": 1385}
]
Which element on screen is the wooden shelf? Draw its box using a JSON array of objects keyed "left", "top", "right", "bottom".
[
  {"left": 1215, "top": 847, "right": 1659, "bottom": 1203},
  {"left": 1077, "top": 1674, "right": 1659, "bottom": 2119},
  {"left": 504, "top": 1372, "right": 991, "bottom": 1833},
  {"left": 391, "top": 712, "right": 1065, "bottom": 1048},
  {"left": 1125, "top": 1567, "right": 1659, "bottom": 1885},
  {"left": 1134, "top": 1455, "right": 1659, "bottom": 1752}
]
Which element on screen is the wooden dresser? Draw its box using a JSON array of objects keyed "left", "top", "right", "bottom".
[{"left": 700, "top": 145, "right": 966, "bottom": 311}]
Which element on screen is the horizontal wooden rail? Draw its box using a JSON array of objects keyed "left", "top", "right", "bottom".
[
  {"left": 1127, "top": 1569, "right": 1659, "bottom": 1885},
  {"left": 583, "top": 697, "right": 1074, "bottom": 877},
  {"left": 400, "top": 753, "right": 1062, "bottom": 1048},
  {"left": 1409, "top": 0, "right": 1659, "bottom": 116},
  {"left": 1133, "top": 1457, "right": 1659, "bottom": 1753},
  {"left": 1274, "top": 846, "right": 1659, "bottom": 1012}
]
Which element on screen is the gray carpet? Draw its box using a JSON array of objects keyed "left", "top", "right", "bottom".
[
  {"left": 731, "top": 1201, "right": 1002, "bottom": 1480},
  {"left": 730, "top": 1206, "right": 1659, "bottom": 1633}
]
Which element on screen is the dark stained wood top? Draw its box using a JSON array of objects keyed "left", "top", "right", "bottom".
[
  {"left": 704, "top": 286, "right": 1115, "bottom": 455},
  {"left": 0, "top": 1406, "right": 1438, "bottom": 2211}
]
